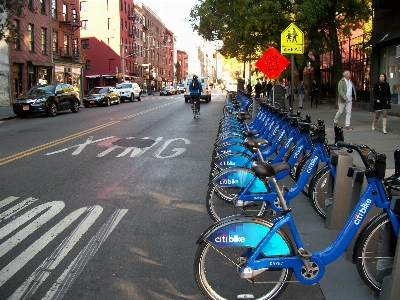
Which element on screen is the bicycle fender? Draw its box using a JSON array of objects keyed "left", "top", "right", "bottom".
[
  {"left": 215, "top": 143, "right": 252, "bottom": 156},
  {"left": 214, "top": 153, "right": 254, "bottom": 170},
  {"left": 196, "top": 215, "right": 292, "bottom": 256},
  {"left": 212, "top": 167, "right": 268, "bottom": 193}
]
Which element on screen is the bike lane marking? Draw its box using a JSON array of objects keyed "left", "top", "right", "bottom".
[
  {"left": 9, "top": 205, "right": 103, "bottom": 300},
  {"left": 0, "top": 100, "right": 181, "bottom": 166},
  {"left": 42, "top": 208, "right": 128, "bottom": 300}
]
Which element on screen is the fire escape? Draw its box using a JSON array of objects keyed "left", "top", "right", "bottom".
[
  {"left": 128, "top": 9, "right": 139, "bottom": 77},
  {"left": 59, "top": 0, "right": 81, "bottom": 61}
]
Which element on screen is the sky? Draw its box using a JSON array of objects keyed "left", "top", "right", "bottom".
[{"left": 136, "top": 0, "right": 203, "bottom": 52}]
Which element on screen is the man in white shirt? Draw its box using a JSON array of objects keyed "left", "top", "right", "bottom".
[{"left": 333, "top": 70, "right": 357, "bottom": 130}]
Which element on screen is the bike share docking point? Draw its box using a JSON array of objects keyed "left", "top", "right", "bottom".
[{"left": 325, "top": 152, "right": 354, "bottom": 230}]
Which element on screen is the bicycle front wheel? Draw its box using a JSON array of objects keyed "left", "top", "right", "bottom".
[
  {"left": 355, "top": 213, "right": 398, "bottom": 292},
  {"left": 308, "top": 165, "right": 334, "bottom": 219},
  {"left": 194, "top": 226, "right": 293, "bottom": 299}
]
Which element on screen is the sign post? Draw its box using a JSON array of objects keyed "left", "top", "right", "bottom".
[{"left": 281, "top": 23, "right": 304, "bottom": 109}]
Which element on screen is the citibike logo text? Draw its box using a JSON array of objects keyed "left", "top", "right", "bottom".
[
  {"left": 354, "top": 199, "right": 372, "bottom": 225},
  {"left": 214, "top": 234, "right": 245, "bottom": 243},
  {"left": 218, "top": 178, "right": 239, "bottom": 185},
  {"left": 219, "top": 160, "right": 236, "bottom": 166}
]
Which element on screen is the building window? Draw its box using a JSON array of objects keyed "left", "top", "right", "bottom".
[
  {"left": 41, "top": 28, "right": 47, "bottom": 54},
  {"left": 64, "top": 33, "right": 69, "bottom": 55},
  {"left": 120, "top": 0, "right": 123, "bottom": 11},
  {"left": 51, "top": 0, "right": 57, "bottom": 19},
  {"left": 81, "top": 39, "right": 89, "bottom": 49},
  {"left": 80, "top": 1, "right": 88, "bottom": 12},
  {"left": 82, "top": 20, "right": 89, "bottom": 30},
  {"left": 63, "top": 4, "right": 68, "bottom": 21},
  {"left": 28, "top": 0, "right": 33, "bottom": 10},
  {"left": 72, "top": 8, "right": 78, "bottom": 23},
  {"left": 85, "top": 60, "right": 90, "bottom": 70},
  {"left": 40, "top": 0, "right": 46, "bottom": 14},
  {"left": 52, "top": 31, "right": 58, "bottom": 53},
  {"left": 14, "top": 20, "right": 21, "bottom": 50},
  {"left": 28, "top": 24, "right": 34, "bottom": 52},
  {"left": 121, "top": 18, "right": 123, "bottom": 30}
]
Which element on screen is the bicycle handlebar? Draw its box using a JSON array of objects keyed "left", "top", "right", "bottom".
[{"left": 336, "top": 141, "right": 376, "bottom": 168}]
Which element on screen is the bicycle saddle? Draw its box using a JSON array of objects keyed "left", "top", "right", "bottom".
[{"left": 251, "top": 161, "right": 291, "bottom": 179}]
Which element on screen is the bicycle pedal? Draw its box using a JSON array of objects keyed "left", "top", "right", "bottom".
[{"left": 297, "top": 248, "right": 312, "bottom": 260}]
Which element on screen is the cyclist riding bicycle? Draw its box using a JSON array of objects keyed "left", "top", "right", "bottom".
[{"left": 189, "top": 75, "right": 203, "bottom": 115}]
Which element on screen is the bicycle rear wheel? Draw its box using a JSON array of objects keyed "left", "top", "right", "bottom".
[
  {"left": 308, "top": 165, "right": 333, "bottom": 219},
  {"left": 355, "top": 212, "right": 398, "bottom": 292},
  {"left": 194, "top": 222, "right": 294, "bottom": 299}
]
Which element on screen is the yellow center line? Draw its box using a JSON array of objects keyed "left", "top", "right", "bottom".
[{"left": 0, "top": 100, "right": 180, "bottom": 166}]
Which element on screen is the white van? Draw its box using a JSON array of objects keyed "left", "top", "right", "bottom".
[
  {"left": 183, "top": 75, "right": 211, "bottom": 103},
  {"left": 225, "top": 81, "right": 238, "bottom": 92}
]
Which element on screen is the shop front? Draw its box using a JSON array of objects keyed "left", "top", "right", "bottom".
[
  {"left": 102, "top": 75, "right": 118, "bottom": 87},
  {"left": 27, "top": 60, "right": 53, "bottom": 88},
  {"left": 86, "top": 75, "right": 100, "bottom": 93}
]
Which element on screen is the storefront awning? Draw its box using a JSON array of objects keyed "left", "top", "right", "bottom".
[
  {"left": 156, "top": 76, "right": 162, "bottom": 81},
  {"left": 364, "top": 27, "right": 400, "bottom": 47},
  {"left": 86, "top": 75, "right": 100, "bottom": 78},
  {"left": 28, "top": 60, "right": 54, "bottom": 68},
  {"left": 102, "top": 75, "right": 116, "bottom": 78}
]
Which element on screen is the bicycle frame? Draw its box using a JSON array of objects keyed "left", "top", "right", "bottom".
[{"left": 235, "top": 177, "right": 399, "bottom": 284}]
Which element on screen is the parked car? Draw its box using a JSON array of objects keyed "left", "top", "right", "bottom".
[
  {"left": 176, "top": 83, "right": 185, "bottom": 94},
  {"left": 116, "top": 82, "right": 141, "bottom": 102},
  {"left": 183, "top": 76, "right": 211, "bottom": 103},
  {"left": 13, "top": 83, "right": 80, "bottom": 117},
  {"left": 83, "top": 87, "right": 120, "bottom": 107},
  {"left": 160, "top": 86, "right": 176, "bottom": 96}
]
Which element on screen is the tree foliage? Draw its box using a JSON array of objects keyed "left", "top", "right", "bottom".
[
  {"left": 174, "top": 61, "right": 181, "bottom": 82},
  {"left": 190, "top": 0, "right": 371, "bottom": 91},
  {"left": 0, "top": 0, "right": 29, "bottom": 42}
]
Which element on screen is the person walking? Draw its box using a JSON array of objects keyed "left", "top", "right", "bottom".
[
  {"left": 262, "top": 81, "right": 266, "bottom": 98},
  {"left": 285, "top": 81, "right": 292, "bottom": 106},
  {"left": 297, "top": 80, "right": 306, "bottom": 109},
  {"left": 372, "top": 73, "right": 391, "bottom": 134},
  {"left": 333, "top": 70, "right": 357, "bottom": 130},
  {"left": 311, "top": 79, "right": 319, "bottom": 108},
  {"left": 267, "top": 81, "right": 273, "bottom": 100},
  {"left": 255, "top": 80, "right": 262, "bottom": 99}
]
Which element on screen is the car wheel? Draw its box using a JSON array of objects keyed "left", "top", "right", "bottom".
[
  {"left": 136, "top": 95, "right": 141, "bottom": 101},
  {"left": 130, "top": 94, "right": 134, "bottom": 102},
  {"left": 47, "top": 102, "right": 57, "bottom": 117},
  {"left": 71, "top": 99, "right": 79, "bottom": 113}
]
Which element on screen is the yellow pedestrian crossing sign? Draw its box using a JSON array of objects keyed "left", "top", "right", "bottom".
[{"left": 281, "top": 23, "right": 304, "bottom": 54}]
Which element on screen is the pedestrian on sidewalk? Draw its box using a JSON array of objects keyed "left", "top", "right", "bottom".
[
  {"left": 297, "top": 80, "right": 306, "bottom": 109},
  {"left": 372, "top": 73, "right": 391, "bottom": 134},
  {"left": 255, "top": 80, "right": 262, "bottom": 99},
  {"left": 311, "top": 79, "right": 319, "bottom": 108},
  {"left": 333, "top": 70, "right": 357, "bottom": 130}
]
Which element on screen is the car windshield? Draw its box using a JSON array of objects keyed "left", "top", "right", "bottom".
[
  {"left": 178, "top": 84, "right": 184, "bottom": 87},
  {"left": 89, "top": 87, "right": 108, "bottom": 94},
  {"left": 116, "top": 84, "right": 131, "bottom": 89},
  {"left": 25, "top": 85, "right": 55, "bottom": 95}
]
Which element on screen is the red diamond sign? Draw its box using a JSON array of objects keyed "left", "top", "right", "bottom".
[{"left": 255, "top": 46, "right": 290, "bottom": 79}]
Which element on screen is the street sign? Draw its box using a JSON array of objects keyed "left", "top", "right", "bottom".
[
  {"left": 281, "top": 23, "right": 304, "bottom": 54},
  {"left": 255, "top": 46, "right": 290, "bottom": 79}
]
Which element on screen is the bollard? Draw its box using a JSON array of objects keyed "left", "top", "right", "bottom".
[
  {"left": 325, "top": 152, "right": 354, "bottom": 230},
  {"left": 345, "top": 167, "right": 381, "bottom": 261}
]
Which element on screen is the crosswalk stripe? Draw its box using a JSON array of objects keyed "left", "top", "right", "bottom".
[
  {"left": 0, "top": 206, "right": 89, "bottom": 288},
  {"left": 0, "top": 197, "right": 38, "bottom": 222},
  {"left": 43, "top": 209, "right": 128, "bottom": 300},
  {"left": 0, "top": 201, "right": 65, "bottom": 256},
  {"left": 0, "top": 196, "right": 20, "bottom": 209},
  {"left": 8, "top": 206, "right": 103, "bottom": 300}
]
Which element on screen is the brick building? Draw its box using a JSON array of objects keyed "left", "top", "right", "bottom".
[{"left": 0, "top": 0, "right": 83, "bottom": 106}]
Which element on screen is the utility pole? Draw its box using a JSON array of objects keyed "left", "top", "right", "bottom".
[{"left": 121, "top": 43, "right": 126, "bottom": 82}]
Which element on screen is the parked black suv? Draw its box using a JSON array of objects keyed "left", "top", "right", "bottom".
[{"left": 13, "top": 84, "right": 80, "bottom": 117}]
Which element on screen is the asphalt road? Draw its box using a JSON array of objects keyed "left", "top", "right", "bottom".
[{"left": 0, "top": 93, "right": 226, "bottom": 299}]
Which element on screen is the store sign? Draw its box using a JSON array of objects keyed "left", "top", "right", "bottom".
[
  {"left": 55, "top": 66, "right": 64, "bottom": 73},
  {"left": 72, "top": 67, "right": 81, "bottom": 74}
]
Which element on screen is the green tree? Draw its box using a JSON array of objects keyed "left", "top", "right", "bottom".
[
  {"left": 174, "top": 61, "right": 181, "bottom": 83},
  {"left": 0, "top": 0, "right": 29, "bottom": 42}
]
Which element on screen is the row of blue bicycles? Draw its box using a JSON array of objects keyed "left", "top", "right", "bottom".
[{"left": 193, "top": 91, "right": 400, "bottom": 299}]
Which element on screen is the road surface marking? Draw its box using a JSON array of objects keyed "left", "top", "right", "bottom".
[
  {"left": 43, "top": 208, "right": 128, "bottom": 300},
  {"left": 0, "top": 197, "right": 38, "bottom": 222}
]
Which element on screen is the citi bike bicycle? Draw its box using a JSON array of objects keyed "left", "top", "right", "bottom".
[{"left": 194, "top": 142, "right": 400, "bottom": 299}]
